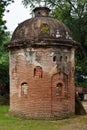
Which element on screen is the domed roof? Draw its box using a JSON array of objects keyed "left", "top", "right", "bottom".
[{"left": 7, "top": 7, "right": 78, "bottom": 48}]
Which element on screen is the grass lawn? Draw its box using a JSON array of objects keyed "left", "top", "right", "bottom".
[{"left": 0, "top": 106, "right": 87, "bottom": 130}]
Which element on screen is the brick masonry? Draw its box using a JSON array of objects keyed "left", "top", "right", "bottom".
[{"left": 9, "top": 46, "right": 75, "bottom": 118}]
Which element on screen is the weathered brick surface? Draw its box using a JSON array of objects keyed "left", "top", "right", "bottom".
[{"left": 9, "top": 47, "right": 75, "bottom": 118}]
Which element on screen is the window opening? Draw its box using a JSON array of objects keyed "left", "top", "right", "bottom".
[
  {"left": 60, "top": 56, "right": 62, "bottom": 61},
  {"left": 38, "top": 11, "right": 41, "bottom": 15},
  {"left": 34, "top": 66, "right": 43, "bottom": 78},
  {"left": 56, "top": 83, "right": 63, "bottom": 96},
  {"left": 53, "top": 56, "right": 56, "bottom": 62},
  {"left": 21, "top": 82, "right": 28, "bottom": 97}
]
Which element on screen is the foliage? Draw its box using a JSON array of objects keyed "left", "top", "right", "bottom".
[
  {"left": 0, "top": 0, "right": 14, "bottom": 93},
  {"left": 40, "top": 23, "right": 50, "bottom": 34},
  {"left": 51, "top": 0, "right": 87, "bottom": 87},
  {"left": 22, "top": 0, "right": 47, "bottom": 8},
  {"left": 75, "top": 56, "right": 87, "bottom": 87},
  {"left": 22, "top": 0, "right": 87, "bottom": 87},
  {"left": 0, "top": 31, "right": 11, "bottom": 88},
  {"left": 0, "top": 95, "right": 9, "bottom": 105},
  {"left": 0, "top": 0, "right": 14, "bottom": 43},
  {"left": 0, "top": 0, "right": 14, "bottom": 42}
]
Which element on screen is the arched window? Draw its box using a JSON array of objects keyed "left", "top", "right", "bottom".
[
  {"left": 60, "top": 56, "right": 62, "bottom": 61},
  {"left": 34, "top": 66, "right": 43, "bottom": 78},
  {"left": 21, "top": 82, "right": 28, "bottom": 97},
  {"left": 56, "top": 83, "right": 63, "bottom": 96},
  {"left": 53, "top": 56, "right": 56, "bottom": 62}
]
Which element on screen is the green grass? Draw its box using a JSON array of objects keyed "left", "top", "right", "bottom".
[
  {"left": 0, "top": 106, "right": 63, "bottom": 130},
  {"left": 0, "top": 106, "right": 87, "bottom": 130}
]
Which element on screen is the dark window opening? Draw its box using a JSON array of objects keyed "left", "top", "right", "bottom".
[
  {"left": 38, "top": 11, "right": 41, "bottom": 15},
  {"left": 60, "top": 56, "right": 62, "bottom": 61},
  {"left": 53, "top": 56, "right": 56, "bottom": 62}
]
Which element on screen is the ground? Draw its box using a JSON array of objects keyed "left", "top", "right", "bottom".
[
  {"left": 60, "top": 94, "right": 87, "bottom": 130},
  {"left": 50, "top": 96, "right": 87, "bottom": 130},
  {"left": 0, "top": 95, "right": 87, "bottom": 130}
]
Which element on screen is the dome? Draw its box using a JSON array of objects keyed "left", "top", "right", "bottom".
[{"left": 8, "top": 7, "right": 78, "bottom": 48}]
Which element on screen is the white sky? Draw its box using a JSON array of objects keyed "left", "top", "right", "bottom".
[{"left": 4, "top": 0, "right": 31, "bottom": 32}]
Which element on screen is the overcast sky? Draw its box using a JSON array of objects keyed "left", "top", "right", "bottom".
[{"left": 4, "top": 0, "right": 31, "bottom": 32}]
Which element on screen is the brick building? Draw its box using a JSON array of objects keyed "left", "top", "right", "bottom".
[{"left": 7, "top": 7, "right": 78, "bottom": 118}]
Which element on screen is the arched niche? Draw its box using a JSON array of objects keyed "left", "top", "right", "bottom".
[
  {"left": 53, "top": 56, "right": 56, "bottom": 62},
  {"left": 56, "top": 82, "right": 63, "bottom": 96},
  {"left": 21, "top": 82, "right": 28, "bottom": 97},
  {"left": 34, "top": 66, "right": 43, "bottom": 78},
  {"left": 51, "top": 72, "right": 67, "bottom": 97}
]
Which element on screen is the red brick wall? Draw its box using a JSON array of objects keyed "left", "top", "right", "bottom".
[{"left": 9, "top": 47, "right": 75, "bottom": 118}]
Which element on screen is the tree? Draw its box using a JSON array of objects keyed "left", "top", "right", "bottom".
[
  {"left": 22, "top": 0, "right": 87, "bottom": 87},
  {"left": 50, "top": 0, "right": 87, "bottom": 86},
  {"left": 0, "top": 0, "right": 14, "bottom": 42},
  {"left": 0, "top": 0, "right": 14, "bottom": 97},
  {"left": 22, "top": 0, "right": 87, "bottom": 54},
  {"left": 0, "top": 31, "right": 11, "bottom": 88},
  {"left": 22, "top": 0, "right": 47, "bottom": 8}
]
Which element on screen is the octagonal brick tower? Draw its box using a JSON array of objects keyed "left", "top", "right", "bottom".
[{"left": 7, "top": 7, "right": 78, "bottom": 118}]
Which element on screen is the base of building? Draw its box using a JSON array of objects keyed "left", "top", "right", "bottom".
[{"left": 9, "top": 110, "right": 75, "bottom": 120}]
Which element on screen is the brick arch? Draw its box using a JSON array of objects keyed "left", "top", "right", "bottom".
[
  {"left": 51, "top": 72, "right": 66, "bottom": 97},
  {"left": 51, "top": 71, "right": 68, "bottom": 87},
  {"left": 51, "top": 72, "right": 64, "bottom": 81}
]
